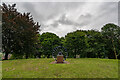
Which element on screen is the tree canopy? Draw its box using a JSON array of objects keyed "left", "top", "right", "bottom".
[
  {"left": 39, "top": 32, "right": 60, "bottom": 58},
  {"left": 2, "top": 3, "right": 120, "bottom": 60},
  {"left": 101, "top": 23, "right": 120, "bottom": 59},
  {"left": 2, "top": 3, "right": 40, "bottom": 59}
]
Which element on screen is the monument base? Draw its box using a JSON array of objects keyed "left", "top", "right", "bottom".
[
  {"left": 50, "top": 61, "right": 70, "bottom": 64},
  {"left": 57, "top": 55, "right": 63, "bottom": 63}
]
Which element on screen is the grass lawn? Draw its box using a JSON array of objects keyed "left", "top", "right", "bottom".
[
  {"left": 0, "top": 53, "right": 2, "bottom": 79},
  {"left": 2, "top": 58, "right": 118, "bottom": 78},
  {"left": 0, "top": 61, "right": 1, "bottom": 80}
]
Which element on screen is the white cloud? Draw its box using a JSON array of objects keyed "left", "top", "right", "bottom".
[
  {"left": 41, "top": 24, "right": 76, "bottom": 37},
  {"left": 3, "top": 2, "right": 118, "bottom": 37},
  {"left": 2, "top": 0, "right": 120, "bottom": 2}
]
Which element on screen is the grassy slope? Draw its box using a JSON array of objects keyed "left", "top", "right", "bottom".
[
  {"left": 2, "top": 58, "right": 118, "bottom": 78},
  {"left": 0, "top": 53, "right": 2, "bottom": 79},
  {"left": 0, "top": 62, "right": 1, "bottom": 79}
]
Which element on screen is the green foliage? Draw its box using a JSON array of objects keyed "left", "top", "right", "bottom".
[
  {"left": 64, "top": 30, "right": 105, "bottom": 58},
  {"left": 84, "top": 30, "right": 105, "bottom": 58},
  {"left": 65, "top": 30, "right": 86, "bottom": 58},
  {"left": 39, "top": 32, "right": 60, "bottom": 58},
  {"left": 2, "top": 3, "right": 40, "bottom": 59},
  {"left": 101, "top": 23, "right": 120, "bottom": 59}
]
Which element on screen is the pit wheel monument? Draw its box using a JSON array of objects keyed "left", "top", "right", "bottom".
[{"left": 52, "top": 46, "right": 68, "bottom": 64}]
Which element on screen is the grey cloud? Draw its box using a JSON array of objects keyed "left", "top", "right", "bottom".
[
  {"left": 94, "top": 2, "right": 117, "bottom": 20},
  {"left": 49, "top": 13, "right": 80, "bottom": 27},
  {"left": 0, "top": 5, "right": 1, "bottom": 21},
  {"left": 93, "top": 2, "right": 118, "bottom": 30},
  {"left": 78, "top": 13, "right": 92, "bottom": 26},
  {"left": 79, "top": 13, "right": 92, "bottom": 20},
  {"left": 11, "top": 2, "right": 87, "bottom": 31},
  {"left": 58, "top": 14, "right": 76, "bottom": 25},
  {"left": 6, "top": 2, "right": 118, "bottom": 37},
  {"left": 50, "top": 22, "right": 59, "bottom": 27},
  {"left": 58, "top": 13, "right": 92, "bottom": 26},
  {"left": 21, "top": 2, "right": 45, "bottom": 22},
  {"left": 18, "top": 2, "right": 86, "bottom": 22},
  {"left": 76, "top": 2, "right": 118, "bottom": 30}
]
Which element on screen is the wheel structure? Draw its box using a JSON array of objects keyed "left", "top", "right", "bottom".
[{"left": 52, "top": 46, "right": 68, "bottom": 61}]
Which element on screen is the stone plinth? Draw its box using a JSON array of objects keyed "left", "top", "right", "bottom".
[{"left": 57, "top": 55, "right": 63, "bottom": 63}]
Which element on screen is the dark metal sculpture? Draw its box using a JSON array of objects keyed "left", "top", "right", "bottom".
[{"left": 58, "top": 52, "right": 63, "bottom": 55}]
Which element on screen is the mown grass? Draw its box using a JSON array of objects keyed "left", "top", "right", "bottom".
[
  {"left": 0, "top": 53, "right": 2, "bottom": 79},
  {"left": 2, "top": 58, "right": 118, "bottom": 78}
]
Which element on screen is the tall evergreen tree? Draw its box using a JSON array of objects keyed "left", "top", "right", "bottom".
[{"left": 2, "top": 3, "right": 40, "bottom": 59}]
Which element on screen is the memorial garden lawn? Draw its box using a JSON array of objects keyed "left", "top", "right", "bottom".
[{"left": 2, "top": 58, "right": 118, "bottom": 78}]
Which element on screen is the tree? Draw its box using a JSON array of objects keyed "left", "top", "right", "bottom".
[
  {"left": 60, "top": 37, "right": 65, "bottom": 46},
  {"left": 39, "top": 32, "right": 60, "bottom": 58},
  {"left": 85, "top": 30, "right": 105, "bottom": 58},
  {"left": 65, "top": 30, "right": 86, "bottom": 58},
  {"left": 34, "top": 34, "right": 43, "bottom": 58},
  {"left": 101, "top": 23, "right": 120, "bottom": 59},
  {"left": 2, "top": 3, "right": 40, "bottom": 59}
]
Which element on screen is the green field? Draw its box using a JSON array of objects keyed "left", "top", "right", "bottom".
[{"left": 2, "top": 58, "right": 118, "bottom": 78}]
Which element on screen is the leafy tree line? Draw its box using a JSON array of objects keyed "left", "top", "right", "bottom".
[
  {"left": 65, "top": 25, "right": 120, "bottom": 59},
  {"left": 32, "top": 23, "right": 120, "bottom": 59},
  {"left": 2, "top": 3, "right": 120, "bottom": 59}
]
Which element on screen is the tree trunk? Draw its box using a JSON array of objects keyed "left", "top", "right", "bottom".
[
  {"left": 74, "top": 49, "right": 76, "bottom": 58},
  {"left": 38, "top": 54, "right": 41, "bottom": 58},
  {"left": 34, "top": 55, "right": 36, "bottom": 58},
  {"left": 4, "top": 53, "right": 8, "bottom": 60},
  {"left": 47, "top": 54, "right": 50, "bottom": 58},
  {"left": 112, "top": 39, "right": 117, "bottom": 59},
  {"left": 74, "top": 55, "right": 76, "bottom": 58},
  {"left": 25, "top": 55, "right": 28, "bottom": 59}
]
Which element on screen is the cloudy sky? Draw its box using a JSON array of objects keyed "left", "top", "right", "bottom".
[{"left": 3, "top": 0, "right": 119, "bottom": 37}]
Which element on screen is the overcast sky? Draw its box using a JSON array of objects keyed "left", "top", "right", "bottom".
[{"left": 4, "top": 1, "right": 118, "bottom": 37}]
